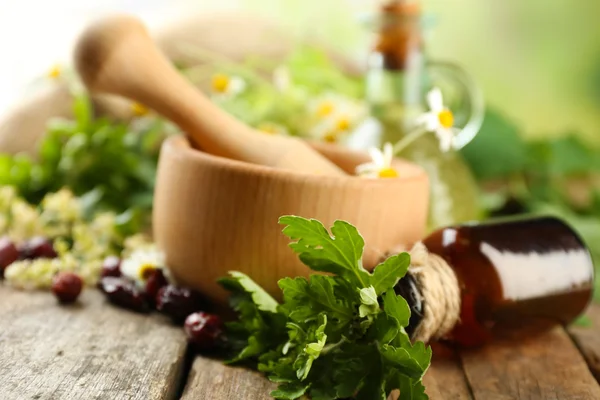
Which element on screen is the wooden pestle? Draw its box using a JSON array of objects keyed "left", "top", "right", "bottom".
[{"left": 74, "top": 15, "right": 346, "bottom": 176}]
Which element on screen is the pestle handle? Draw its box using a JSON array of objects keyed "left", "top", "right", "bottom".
[{"left": 74, "top": 15, "right": 346, "bottom": 176}]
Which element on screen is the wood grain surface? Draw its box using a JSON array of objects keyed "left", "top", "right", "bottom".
[
  {"left": 460, "top": 327, "right": 600, "bottom": 400},
  {"left": 181, "top": 357, "right": 275, "bottom": 400},
  {"left": 2, "top": 282, "right": 600, "bottom": 399},
  {"left": 0, "top": 285, "right": 187, "bottom": 400},
  {"left": 569, "top": 304, "right": 600, "bottom": 381}
]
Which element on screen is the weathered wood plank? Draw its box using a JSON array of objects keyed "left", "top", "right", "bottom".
[
  {"left": 424, "top": 343, "right": 473, "bottom": 400},
  {"left": 181, "top": 357, "right": 275, "bottom": 399},
  {"left": 0, "top": 285, "right": 187, "bottom": 400},
  {"left": 569, "top": 303, "right": 600, "bottom": 382},
  {"left": 460, "top": 327, "right": 600, "bottom": 400}
]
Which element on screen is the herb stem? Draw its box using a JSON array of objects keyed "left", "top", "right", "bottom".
[
  {"left": 392, "top": 127, "right": 429, "bottom": 156},
  {"left": 321, "top": 337, "right": 347, "bottom": 355}
]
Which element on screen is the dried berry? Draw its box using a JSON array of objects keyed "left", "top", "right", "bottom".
[
  {"left": 0, "top": 236, "right": 19, "bottom": 279},
  {"left": 101, "top": 256, "right": 122, "bottom": 278},
  {"left": 99, "top": 276, "right": 149, "bottom": 313},
  {"left": 52, "top": 272, "right": 83, "bottom": 304},
  {"left": 184, "top": 312, "right": 223, "bottom": 350},
  {"left": 145, "top": 269, "right": 168, "bottom": 303},
  {"left": 20, "top": 236, "right": 58, "bottom": 260},
  {"left": 156, "top": 285, "right": 205, "bottom": 323}
]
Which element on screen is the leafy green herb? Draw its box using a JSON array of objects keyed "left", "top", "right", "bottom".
[
  {"left": 220, "top": 216, "right": 431, "bottom": 400},
  {"left": 0, "top": 93, "right": 171, "bottom": 232}
]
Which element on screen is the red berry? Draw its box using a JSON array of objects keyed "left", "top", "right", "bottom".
[
  {"left": 0, "top": 236, "right": 19, "bottom": 278},
  {"left": 101, "top": 256, "right": 121, "bottom": 278},
  {"left": 99, "top": 276, "right": 149, "bottom": 313},
  {"left": 52, "top": 272, "right": 83, "bottom": 304},
  {"left": 156, "top": 285, "right": 205, "bottom": 323},
  {"left": 184, "top": 312, "right": 223, "bottom": 350},
  {"left": 20, "top": 236, "right": 58, "bottom": 260},
  {"left": 145, "top": 269, "right": 168, "bottom": 303}
]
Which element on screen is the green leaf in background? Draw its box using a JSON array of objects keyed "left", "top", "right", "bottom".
[{"left": 460, "top": 109, "right": 528, "bottom": 180}]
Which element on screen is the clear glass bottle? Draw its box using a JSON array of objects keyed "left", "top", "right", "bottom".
[
  {"left": 399, "top": 216, "right": 595, "bottom": 347},
  {"left": 348, "top": 0, "right": 483, "bottom": 229}
]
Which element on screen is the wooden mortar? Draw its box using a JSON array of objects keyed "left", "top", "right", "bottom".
[{"left": 154, "top": 135, "right": 429, "bottom": 304}]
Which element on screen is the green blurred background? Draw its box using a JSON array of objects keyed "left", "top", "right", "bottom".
[{"left": 239, "top": 0, "right": 600, "bottom": 144}]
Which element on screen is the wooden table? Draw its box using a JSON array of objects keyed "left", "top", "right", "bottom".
[{"left": 2, "top": 285, "right": 600, "bottom": 400}]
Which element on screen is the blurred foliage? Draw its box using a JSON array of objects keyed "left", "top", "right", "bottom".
[
  {"left": 460, "top": 109, "right": 600, "bottom": 298},
  {"left": 0, "top": 94, "right": 171, "bottom": 233}
]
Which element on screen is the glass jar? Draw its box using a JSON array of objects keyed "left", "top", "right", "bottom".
[{"left": 347, "top": 0, "right": 485, "bottom": 229}]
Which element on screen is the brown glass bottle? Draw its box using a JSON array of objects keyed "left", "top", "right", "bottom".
[{"left": 402, "top": 216, "right": 594, "bottom": 347}]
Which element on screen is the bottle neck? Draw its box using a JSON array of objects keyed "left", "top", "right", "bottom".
[{"left": 366, "top": 4, "right": 426, "bottom": 114}]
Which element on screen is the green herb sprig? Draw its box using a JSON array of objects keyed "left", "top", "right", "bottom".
[{"left": 219, "top": 216, "right": 430, "bottom": 400}]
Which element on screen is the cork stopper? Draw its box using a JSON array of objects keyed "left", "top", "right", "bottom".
[{"left": 370, "top": 0, "right": 423, "bottom": 70}]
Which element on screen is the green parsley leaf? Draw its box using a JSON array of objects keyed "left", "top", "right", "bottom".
[
  {"left": 222, "top": 271, "right": 279, "bottom": 313},
  {"left": 383, "top": 290, "right": 411, "bottom": 327},
  {"left": 371, "top": 253, "right": 411, "bottom": 295},
  {"left": 223, "top": 216, "right": 431, "bottom": 400},
  {"left": 279, "top": 216, "right": 372, "bottom": 288},
  {"left": 270, "top": 382, "right": 310, "bottom": 399}
]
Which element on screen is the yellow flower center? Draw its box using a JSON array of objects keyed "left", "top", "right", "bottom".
[
  {"left": 211, "top": 73, "right": 230, "bottom": 93},
  {"left": 48, "top": 65, "right": 62, "bottom": 80},
  {"left": 131, "top": 102, "right": 149, "bottom": 116},
  {"left": 378, "top": 167, "right": 398, "bottom": 178},
  {"left": 316, "top": 101, "right": 335, "bottom": 118},
  {"left": 323, "top": 132, "right": 338, "bottom": 143},
  {"left": 335, "top": 116, "right": 351, "bottom": 132},
  {"left": 438, "top": 109, "right": 454, "bottom": 129},
  {"left": 139, "top": 264, "right": 157, "bottom": 281}
]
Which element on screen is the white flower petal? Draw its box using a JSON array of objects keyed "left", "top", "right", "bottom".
[
  {"left": 427, "top": 87, "right": 444, "bottom": 113},
  {"left": 383, "top": 143, "right": 394, "bottom": 167},
  {"left": 416, "top": 113, "right": 440, "bottom": 132},
  {"left": 356, "top": 162, "right": 378, "bottom": 175},
  {"left": 228, "top": 77, "right": 246, "bottom": 95},
  {"left": 368, "top": 147, "right": 385, "bottom": 167},
  {"left": 435, "top": 128, "right": 455, "bottom": 152}
]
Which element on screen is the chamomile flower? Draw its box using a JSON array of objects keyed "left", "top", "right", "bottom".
[
  {"left": 355, "top": 142, "right": 398, "bottom": 179},
  {"left": 309, "top": 94, "right": 367, "bottom": 143},
  {"left": 121, "top": 246, "right": 166, "bottom": 286},
  {"left": 417, "top": 87, "right": 460, "bottom": 152},
  {"left": 131, "top": 102, "right": 150, "bottom": 117},
  {"left": 210, "top": 73, "right": 246, "bottom": 98},
  {"left": 47, "top": 64, "right": 62, "bottom": 80}
]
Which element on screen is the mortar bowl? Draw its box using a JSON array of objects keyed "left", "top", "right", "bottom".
[{"left": 153, "top": 135, "right": 429, "bottom": 304}]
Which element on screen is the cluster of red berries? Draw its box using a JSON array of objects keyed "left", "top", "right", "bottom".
[
  {"left": 0, "top": 235, "right": 58, "bottom": 277},
  {"left": 0, "top": 236, "right": 83, "bottom": 304},
  {"left": 97, "top": 258, "right": 223, "bottom": 350}
]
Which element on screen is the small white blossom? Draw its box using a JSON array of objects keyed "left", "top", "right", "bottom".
[
  {"left": 121, "top": 246, "right": 166, "bottom": 286},
  {"left": 416, "top": 87, "right": 460, "bottom": 152},
  {"left": 355, "top": 143, "right": 398, "bottom": 179},
  {"left": 308, "top": 94, "right": 367, "bottom": 143},
  {"left": 210, "top": 73, "right": 246, "bottom": 98}
]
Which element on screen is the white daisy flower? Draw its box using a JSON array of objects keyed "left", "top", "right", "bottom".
[
  {"left": 355, "top": 142, "right": 399, "bottom": 179},
  {"left": 121, "top": 246, "right": 166, "bottom": 286},
  {"left": 308, "top": 94, "right": 367, "bottom": 143},
  {"left": 210, "top": 73, "right": 246, "bottom": 98},
  {"left": 417, "top": 87, "right": 460, "bottom": 152}
]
